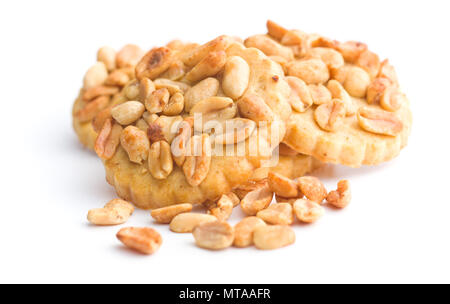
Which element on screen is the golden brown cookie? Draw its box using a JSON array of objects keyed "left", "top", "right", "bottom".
[
  {"left": 97, "top": 36, "right": 293, "bottom": 209},
  {"left": 245, "top": 21, "right": 412, "bottom": 167}
]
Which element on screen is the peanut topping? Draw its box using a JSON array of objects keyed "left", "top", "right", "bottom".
[
  {"left": 145, "top": 88, "right": 170, "bottom": 114},
  {"left": 75, "top": 95, "right": 110, "bottom": 123},
  {"left": 184, "top": 77, "right": 220, "bottom": 111},
  {"left": 380, "top": 87, "right": 404, "bottom": 112},
  {"left": 267, "top": 172, "right": 299, "bottom": 198},
  {"left": 182, "top": 134, "right": 212, "bottom": 186},
  {"left": 120, "top": 126, "right": 150, "bottom": 164},
  {"left": 116, "top": 44, "right": 144, "bottom": 68},
  {"left": 367, "top": 77, "right": 391, "bottom": 105},
  {"left": 308, "top": 84, "right": 332, "bottom": 105},
  {"left": 305, "top": 47, "right": 345, "bottom": 71},
  {"left": 116, "top": 227, "right": 162, "bottom": 255},
  {"left": 244, "top": 34, "right": 294, "bottom": 61},
  {"left": 357, "top": 107, "right": 403, "bottom": 136},
  {"left": 111, "top": 101, "right": 145, "bottom": 125},
  {"left": 213, "top": 118, "right": 256, "bottom": 145},
  {"left": 222, "top": 56, "right": 250, "bottom": 100},
  {"left": 266, "top": 20, "right": 288, "bottom": 41},
  {"left": 83, "top": 62, "right": 108, "bottom": 89},
  {"left": 327, "top": 180, "right": 351, "bottom": 208},
  {"left": 82, "top": 85, "right": 119, "bottom": 102},
  {"left": 163, "top": 92, "right": 184, "bottom": 116},
  {"left": 185, "top": 51, "right": 227, "bottom": 83},
  {"left": 95, "top": 119, "right": 123, "bottom": 160},
  {"left": 237, "top": 94, "right": 275, "bottom": 123},
  {"left": 378, "top": 59, "right": 398, "bottom": 85},
  {"left": 207, "top": 194, "right": 234, "bottom": 221},
  {"left": 343, "top": 66, "right": 371, "bottom": 98},
  {"left": 136, "top": 47, "right": 174, "bottom": 80},
  {"left": 314, "top": 99, "right": 346, "bottom": 132},
  {"left": 356, "top": 50, "right": 381, "bottom": 79},
  {"left": 286, "top": 76, "right": 313, "bottom": 112},
  {"left": 287, "top": 59, "right": 329, "bottom": 85},
  {"left": 97, "top": 46, "right": 116, "bottom": 71},
  {"left": 148, "top": 140, "right": 174, "bottom": 179}
]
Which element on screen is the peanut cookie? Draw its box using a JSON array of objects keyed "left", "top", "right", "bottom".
[
  {"left": 98, "top": 36, "right": 292, "bottom": 209},
  {"left": 245, "top": 21, "right": 412, "bottom": 167}
]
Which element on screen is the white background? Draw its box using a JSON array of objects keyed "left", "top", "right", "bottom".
[{"left": 0, "top": 0, "right": 449, "bottom": 284}]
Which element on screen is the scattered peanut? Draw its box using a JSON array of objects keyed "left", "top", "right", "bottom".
[
  {"left": 208, "top": 194, "right": 234, "bottom": 221},
  {"left": 233, "top": 217, "right": 266, "bottom": 248},
  {"left": 151, "top": 203, "right": 193, "bottom": 224},
  {"left": 326, "top": 180, "right": 351, "bottom": 208},
  {"left": 267, "top": 171, "right": 299, "bottom": 198},
  {"left": 193, "top": 221, "right": 234, "bottom": 250},
  {"left": 257, "top": 203, "right": 294, "bottom": 225},
  {"left": 297, "top": 176, "right": 327, "bottom": 203},
  {"left": 116, "top": 227, "right": 162, "bottom": 255},
  {"left": 240, "top": 184, "right": 273, "bottom": 216},
  {"left": 293, "top": 199, "right": 324, "bottom": 223},
  {"left": 87, "top": 198, "right": 134, "bottom": 226},
  {"left": 170, "top": 213, "right": 217, "bottom": 233},
  {"left": 253, "top": 225, "right": 295, "bottom": 250}
]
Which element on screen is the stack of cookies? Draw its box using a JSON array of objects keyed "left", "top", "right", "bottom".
[{"left": 73, "top": 21, "right": 412, "bottom": 254}]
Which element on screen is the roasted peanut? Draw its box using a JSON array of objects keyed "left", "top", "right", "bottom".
[
  {"left": 135, "top": 118, "right": 149, "bottom": 132},
  {"left": 170, "top": 213, "right": 217, "bottom": 233},
  {"left": 116, "top": 227, "right": 162, "bottom": 255},
  {"left": 75, "top": 95, "right": 110, "bottom": 123},
  {"left": 83, "top": 62, "right": 108, "bottom": 89},
  {"left": 326, "top": 180, "right": 351, "bottom": 208},
  {"left": 233, "top": 179, "right": 268, "bottom": 200},
  {"left": 208, "top": 194, "right": 234, "bottom": 221},
  {"left": 148, "top": 140, "right": 173, "bottom": 179},
  {"left": 213, "top": 118, "right": 256, "bottom": 145},
  {"left": 162, "top": 92, "right": 184, "bottom": 116},
  {"left": 275, "top": 195, "right": 299, "bottom": 205},
  {"left": 111, "top": 101, "right": 145, "bottom": 125},
  {"left": 116, "top": 44, "right": 143, "bottom": 68},
  {"left": 145, "top": 88, "right": 170, "bottom": 114},
  {"left": 266, "top": 20, "right": 288, "bottom": 40},
  {"left": 97, "top": 46, "right": 116, "bottom": 71},
  {"left": 222, "top": 56, "right": 250, "bottom": 100},
  {"left": 234, "top": 217, "right": 266, "bottom": 248},
  {"left": 183, "top": 35, "right": 232, "bottom": 67},
  {"left": 120, "top": 126, "right": 150, "bottom": 164},
  {"left": 143, "top": 111, "right": 158, "bottom": 125},
  {"left": 183, "top": 134, "right": 212, "bottom": 186},
  {"left": 356, "top": 50, "right": 380, "bottom": 79},
  {"left": 82, "top": 85, "right": 119, "bottom": 102},
  {"left": 184, "top": 77, "right": 220, "bottom": 111},
  {"left": 343, "top": 66, "right": 371, "bottom": 98},
  {"left": 366, "top": 77, "right": 391, "bottom": 105},
  {"left": 257, "top": 203, "right": 294, "bottom": 225},
  {"left": 380, "top": 87, "right": 404, "bottom": 112},
  {"left": 306, "top": 47, "right": 345, "bottom": 71},
  {"left": 268, "top": 171, "right": 299, "bottom": 198},
  {"left": 139, "top": 77, "right": 156, "bottom": 103},
  {"left": 227, "top": 192, "right": 241, "bottom": 207},
  {"left": 92, "top": 107, "right": 112, "bottom": 133},
  {"left": 171, "top": 118, "right": 193, "bottom": 166},
  {"left": 308, "top": 84, "right": 332, "bottom": 105},
  {"left": 293, "top": 199, "right": 324, "bottom": 223},
  {"left": 357, "top": 107, "right": 403, "bottom": 136},
  {"left": 150, "top": 115, "right": 183, "bottom": 144},
  {"left": 190, "top": 96, "right": 236, "bottom": 130},
  {"left": 286, "top": 76, "right": 313, "bottom": 112},
  {"left": 378, "top": 59, "right": 398, "bottom": 85},
  {"left": 253, "top": 225, "right": 295, "bottom": 250},
  {"left": 297, "top": 176, "right": 327, "bottom": 203},
  {"left": 287, "top": 59, "right": 329, "bottom": 85},
  {"left": 326, "top": 80, "right": 355, "bottom": 116},
  {"left": 151, "top": 203, "right": 193, "bottom": 224},
  {"left": 237, "top": 94, "right": 275, "bottom": 122},
  {"left": 185, "top": 51, "right": 227, "bottom": 83},
  {"left": 87, "top": 198, "right": 134, "bottom": 226},
  {"left": 136, "top": 47, "right": 174, "bottom": 80},
  {"left": 335, "top": 41, "right": 368, "bottom": 63},
  {"left": 160, "top": 61, "right": 186, "bottom": 80},
  {"left": 281, "top": 30, "right": 308, "bottom": 46},
  {"left": 154, "top": 78, "right": 191, "bottom": 95},
  {"left": 193, "top": 221, "right": 234, "bottom": 250},
  {"left": 245, "top": 34, "right": 294, "bottom": 61},
  {"left": 105, "top": 70, "right": 130, "bottom": 87},
  {"left": 95, "top": 119, "right": 123, "bottom": 160},
  {"left": 278, "top": 143, "right": 299, "bottom": 156},
  {"left": 314, "top": 99, "right": 346, "bottom": 132},
  {"left": 240, "top": 184, "right": 273, "bottom": 216}
]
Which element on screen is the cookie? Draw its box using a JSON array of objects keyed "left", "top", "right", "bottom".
[
  {"left": 244, "top": 21, "right": 412, "bottom": 167},
  {"left": 97, "top": 36, "right": 293, "bottom": 209},
  {"left": 72, "top": 44, "right": 145, "bottom": 150}
]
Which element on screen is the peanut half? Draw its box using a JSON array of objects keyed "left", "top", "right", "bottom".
[
  {"left": 111, "top": 101, "right": 145, "bottom": 125},
  {"left": 148, "top": 140, "right": 173, "bottom": 179},
  {"left": 234, "top": 217, "right": 266, "bottom": 248},
  {"left": 327, "top": 179, "right": 352, "bottom": 208},
  {"left": 222, "top": 56, "right": 250, "bottom": 100},
  {"left": 182, "top": 134, "right": 212, "bottom": 186},
  {"left": 151, "top": 203, "right": 193, "bottom": 224},
  {"left": 240, "top": 184, "right": 273, "bottom": 216},
  {"left": 120, "top": 126, "right": 150, "bottom": 164},
  {"left": 257, "top": 203, "right": 294, "bottom": 225},
  {"left": 296, "top": 176, "right": 327, "bottom": 203},
  {"left": 314, "top": 99, "right": 346, "bottom": 132},
  {"left": 267, "top": 172, "right": 299, "bottom": 198},
  {"left": 193, "top": 221, "right": 235, "bottom": 250},
  {"left": 293, "top": 199, "right": 324, "bottom": 223},
  {"left": 357, "top": 107, "right": 403, "bottom": 136},
  {"left": 116, "top": 227, "right": 162, "bottom": 255},
  {"left": 253, "top": 225, "right": 296, "bottom": 250},
  {"left": 208, "top": 194, "right": 234, "bottom": 221},
  {"left": 87, "top": 199, "right": 134, "bottom": 226},
  {"left": 170, "top": 213, "right": 217, "bottom": 233}
]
